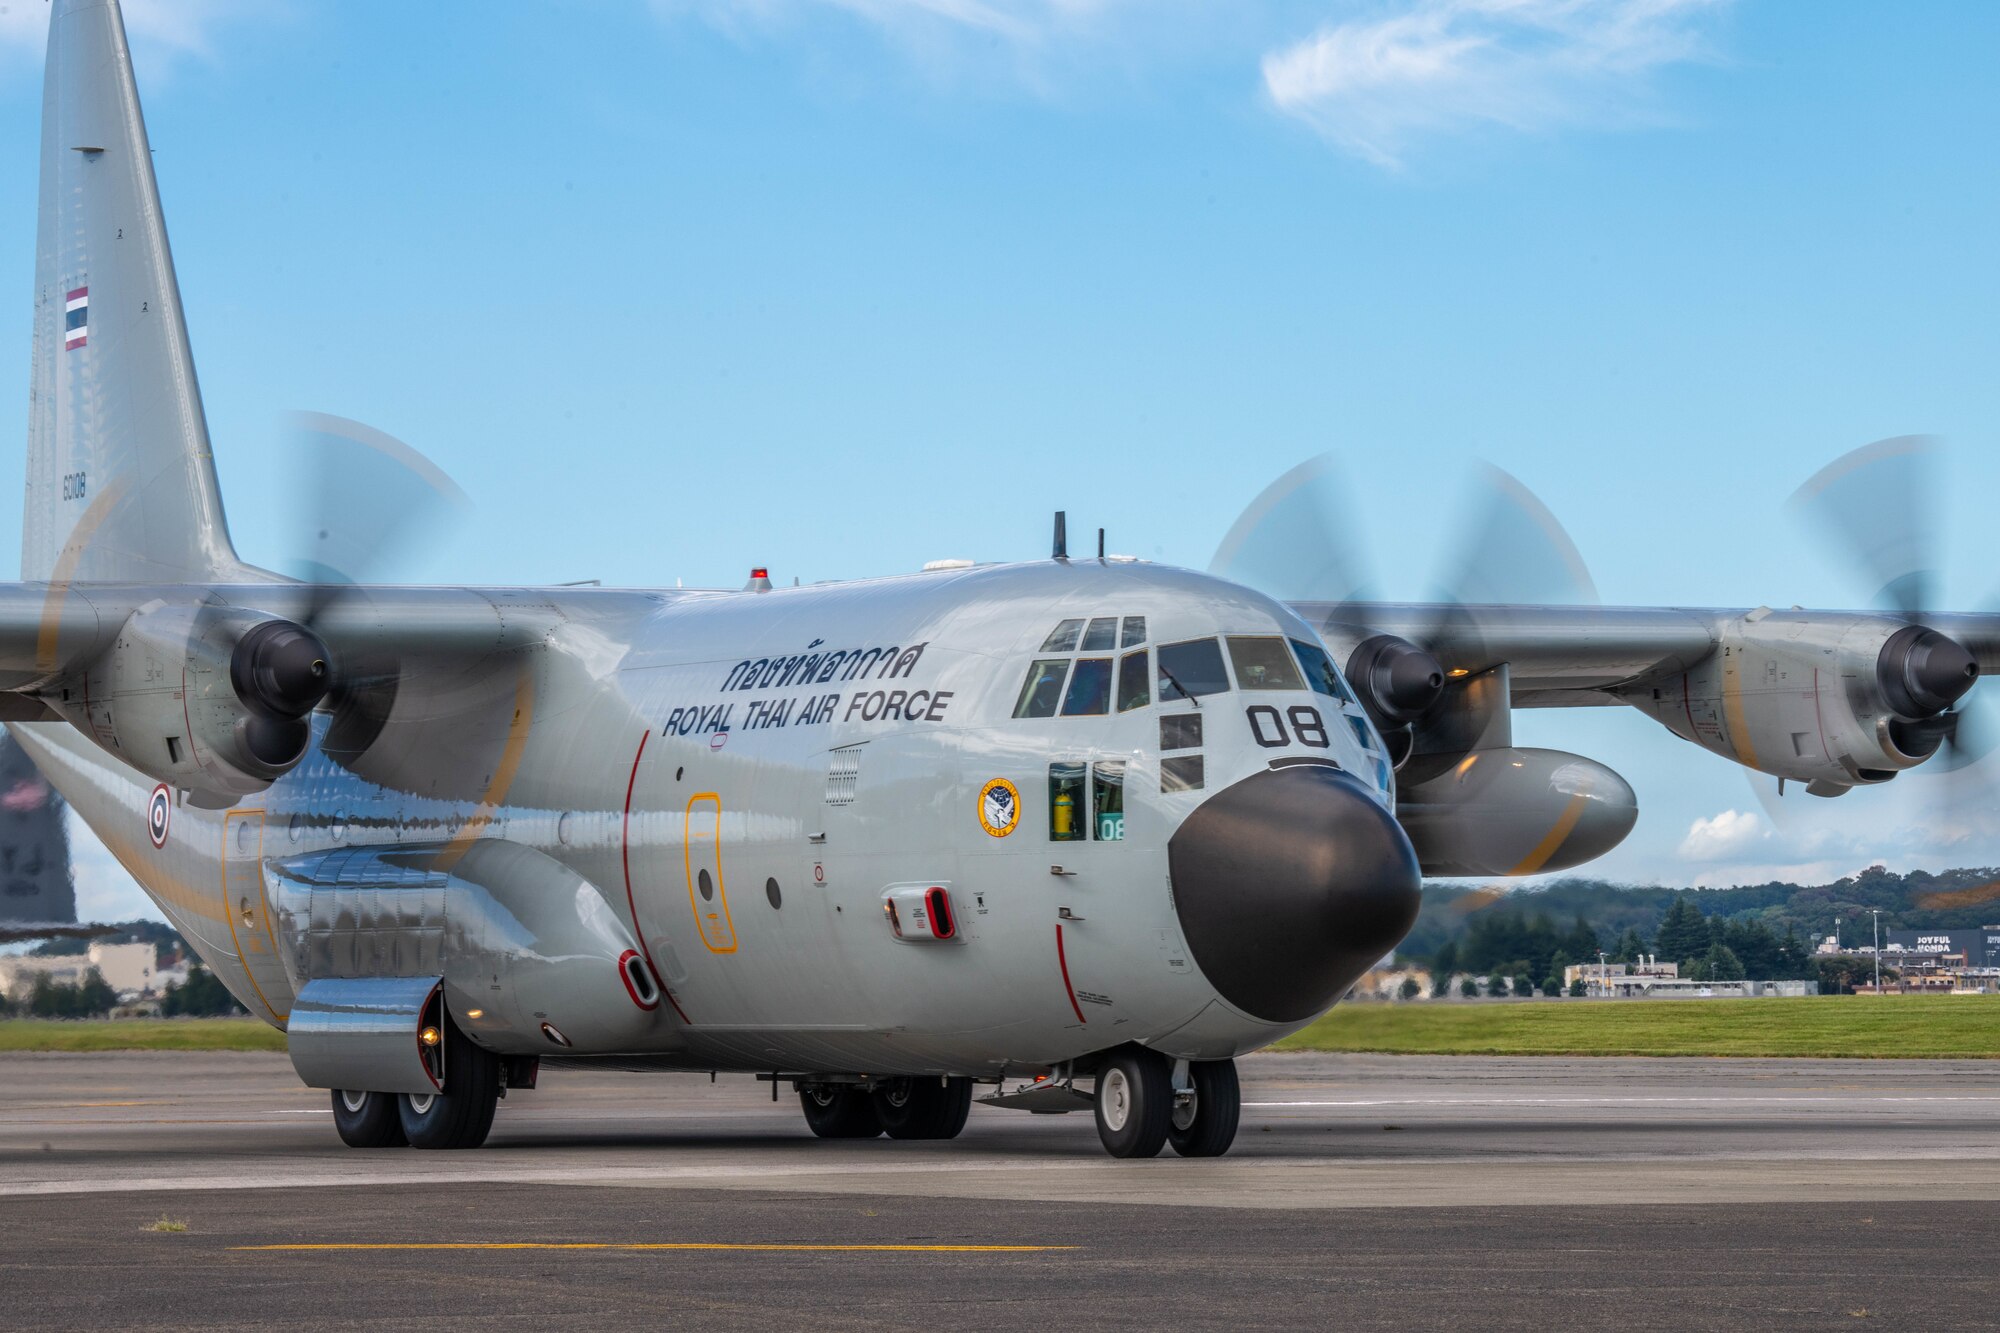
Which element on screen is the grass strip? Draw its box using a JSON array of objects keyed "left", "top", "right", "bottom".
[
  {"left": 1273, "top": 994, "right": 2000, "bottom": 1058},
  {"left": 0, "top": 1018, "right": 285, "bottom": 1052}
]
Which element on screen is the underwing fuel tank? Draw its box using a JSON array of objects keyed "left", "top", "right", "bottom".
[{"left": 1393, "top": 747, "right": 1637, "bottom": 878}]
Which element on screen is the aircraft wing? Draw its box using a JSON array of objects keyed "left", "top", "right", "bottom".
[
  {"left": 1291, "top": 601, "right": 2000, "bottom": 707},
  {"left": 0, "top": 582, "right": 668, "bottom": 804}
]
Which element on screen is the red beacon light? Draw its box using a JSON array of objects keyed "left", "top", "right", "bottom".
[{"left": 744, "top": 566, "right": 773, "bottom": 593}]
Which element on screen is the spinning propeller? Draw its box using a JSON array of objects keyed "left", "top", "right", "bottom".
[
  {"left": 1211, "top": 452, "right": 1599, "bottom": 748},
  {"left": 1781, "top": 436, "right": 2000, "bottom": 905},
  {"left": 271, "top": 412, "right": 469, "bottom": 766}
]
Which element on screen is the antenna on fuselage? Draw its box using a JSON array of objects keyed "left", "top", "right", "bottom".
[
  {"left": 1098, "top": 528, "right": 1105, "bottom": 559},
  {"left": 1052, "top": 511, "right": 1068, "bottom": 561}
]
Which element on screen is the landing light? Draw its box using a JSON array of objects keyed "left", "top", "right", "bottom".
[
  {"left": 418, "top": 1025, "right": 441, "bottom": 1047},
  {"left": 1447, "top": 668, "right": 1470, "bottom": 678}
]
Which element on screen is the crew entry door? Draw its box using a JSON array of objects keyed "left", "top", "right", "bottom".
[{"left": 684, "top": 793, "right": 738, "bottom": 953}]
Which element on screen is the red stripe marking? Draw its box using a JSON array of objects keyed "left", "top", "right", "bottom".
[
  {"left": 621, "top": 730, "right": 652, "bottom": 966},
  {"left": 1812, "top": 667, "right": 1833, "bottom": 763},
  {"left": 1055, "top": 924, "right": 1086, "bottom": 1025},
  {"left": 620, "top": 729, "right": 693, "bottom": 1026},
  {"left": 181, "top": 668, "right": 199, "bottom": 767},
  {"left": 66, "top": 287, "right": 86, "bottom": 301}
]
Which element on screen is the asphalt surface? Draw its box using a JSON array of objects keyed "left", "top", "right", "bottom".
[{"left": 2, "top": 1050, "right": 1997, "bottom": 1328}]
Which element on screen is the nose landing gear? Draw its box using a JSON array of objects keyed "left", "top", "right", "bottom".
[
  {"left": 1166, "top": 1058, "right": 1240, "bottom": 1158},
  {"left": 1092, "top": 1046, "right": 1241, "bottom": 1159}
]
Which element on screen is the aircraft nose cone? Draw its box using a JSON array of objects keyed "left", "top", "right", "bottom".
[{"left": 1168, "top": 764, "right": 1422, "bottom": 1025}]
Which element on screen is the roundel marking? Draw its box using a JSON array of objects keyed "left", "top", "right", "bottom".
[
  {"left": 977, "top": 777, "right": 1021, "bottom": 838},
  {"left": 146, "top": 783, "right": 172, "bottom": 849}
]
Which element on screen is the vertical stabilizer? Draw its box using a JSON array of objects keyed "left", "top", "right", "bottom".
[{"left": 24, "top": 0, "right": 239, "bottom": 584}]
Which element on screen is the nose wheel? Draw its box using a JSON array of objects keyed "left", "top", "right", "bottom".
[
  {"left": 1092, "top": 1049, "right": 1241, "bottom": 1158},
  {"left": 1167, "top": 1058, "right": 1241, "bottom": 1158}
]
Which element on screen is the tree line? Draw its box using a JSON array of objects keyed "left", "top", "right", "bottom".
[
  {"left": 0, "top": 965, "right": 243, "bottom": 1019},
  {"left": 1420, "top": 895, "right": 1824, "bottom": 997}
]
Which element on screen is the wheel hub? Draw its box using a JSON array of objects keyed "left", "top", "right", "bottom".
[{"left": 1100, "top": 1068, "right": 1131, "bottom": 1132}]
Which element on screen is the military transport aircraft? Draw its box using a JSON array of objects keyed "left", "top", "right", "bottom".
[{"left": 7, "top": 0, "right": 1996, "bottom": 1160}]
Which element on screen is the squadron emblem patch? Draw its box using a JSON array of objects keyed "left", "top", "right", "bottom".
[{"left": 977, "top": 777, "right": 1020, "bottom": 838}]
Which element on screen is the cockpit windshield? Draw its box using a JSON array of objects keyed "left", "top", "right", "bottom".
[{"left": 1157, "top": 637, "right": 1229, "bottom": 701}]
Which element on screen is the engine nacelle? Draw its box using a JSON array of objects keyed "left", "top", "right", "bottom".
[
  {"left": 59, "top": 604, "right": 330, "bottom": 800},
  {"left": 1619, "top": 609, "right": 1977, "bottom": 790},
  {"left": 1396, "top": 746, "right": 1637, "bottom": 877}
]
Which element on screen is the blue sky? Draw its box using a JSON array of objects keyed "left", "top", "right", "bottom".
[{"left": 2, "top": 0, "right": 1999, "bottom": 920}]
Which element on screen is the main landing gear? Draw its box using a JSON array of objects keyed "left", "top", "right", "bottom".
[
  {"left": 798, "top": 1076, "right": 975, "bottom": 1141},
  {"left": 1094, "top": 1047, "right": 1240, "bottom": 1159},
  {"left": 331, "top": 1020, "right": 503, "bottom": 1151}
]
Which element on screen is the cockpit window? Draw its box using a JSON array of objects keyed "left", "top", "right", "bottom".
[
  {"left": 1061, "top": 659, "right": 1114, "bottom": 716},
  {"left": 1094, "top": 762, "right": 1125, "bottom": 840},
  {"left": 1115, "top": 649, "right": 1150, "bottom": 712},
  {"left": 1013, "top": 659, "right": 1069, "bottom": 718},
  {"left": 1079, "top": 617, "right": 1119, "bottom": 652},
  {"left": 1157, "top": 637, "right": 1229, "bottom": 701},
  {"left": 1227, "top": 636, "right": 1305, "bottom": 691},
  {"left": 1290, "top": 638, "right": 1355, "bottom": 703},
  {"left": 1120, "top": 616, "right": 1147, "bottom": 648},
  {"left": 1041, "top": 619, "right": 1084, "bottom": 653}
]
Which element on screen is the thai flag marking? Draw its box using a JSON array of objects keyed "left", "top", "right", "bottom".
[{"left": 64, "top": 287, "right": 87, "bottom": 351}]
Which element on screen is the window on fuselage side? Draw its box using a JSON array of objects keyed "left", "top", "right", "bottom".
[
  {"left": 1093, "top": 762, "right": 1125, "bottom": 841},
  {"left": 1049, "top": 762, "right": 1087, "bottom": 841},
  {"left": 1014, "top": 659, "right": 1070, "bottom": 718}
]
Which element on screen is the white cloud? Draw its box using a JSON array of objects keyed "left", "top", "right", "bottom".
[
  {"left": 1261, "top": 0, "right": 1729, "bottom": 168},
  {"left": 0, "top": 0, "right": 269, "bottom": 73},
  {"left": 1677, "top": 806, "right": 1764, "bottom": 861}
]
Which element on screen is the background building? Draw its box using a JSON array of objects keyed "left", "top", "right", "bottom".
[{"left": 0, "top": 941, "right": 159, "bottom": 1000}]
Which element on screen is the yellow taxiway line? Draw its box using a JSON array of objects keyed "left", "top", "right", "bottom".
[{"left": 234, "top": 1242, "right": 1074, "bottom": 1254}]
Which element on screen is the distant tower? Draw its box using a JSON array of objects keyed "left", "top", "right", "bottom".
[{"left": 0, "top": 731, "right": 75, "bottom": 927}]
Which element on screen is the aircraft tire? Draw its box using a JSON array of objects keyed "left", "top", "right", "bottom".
[
  {"left": 331, "top": 1089, "right": 407, "bottom": 1148},
  {"left": 799, "top": 1084, "right": 881, "bottom": 1138},
  {"left": 398, "top": 1023, "right": 500, "bottom": 1150},
  {"left": 1166, "top": 1058, "right": 1240, "bottom": 1158},
  {"left": 1093, "top": 1046, "right": 1171, "bottom": 1159},
  {"left": 873, "top": 1077, "right": 973, "bottom": 1140}
]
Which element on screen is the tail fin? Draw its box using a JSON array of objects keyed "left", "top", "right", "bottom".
[{"left": 24, "top": 0, "right": 239, "bottom": 584}]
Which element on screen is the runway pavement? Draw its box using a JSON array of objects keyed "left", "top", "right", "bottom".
[{"left": 2, "top": 1050, "right": 1997, "bottom": 1327}]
